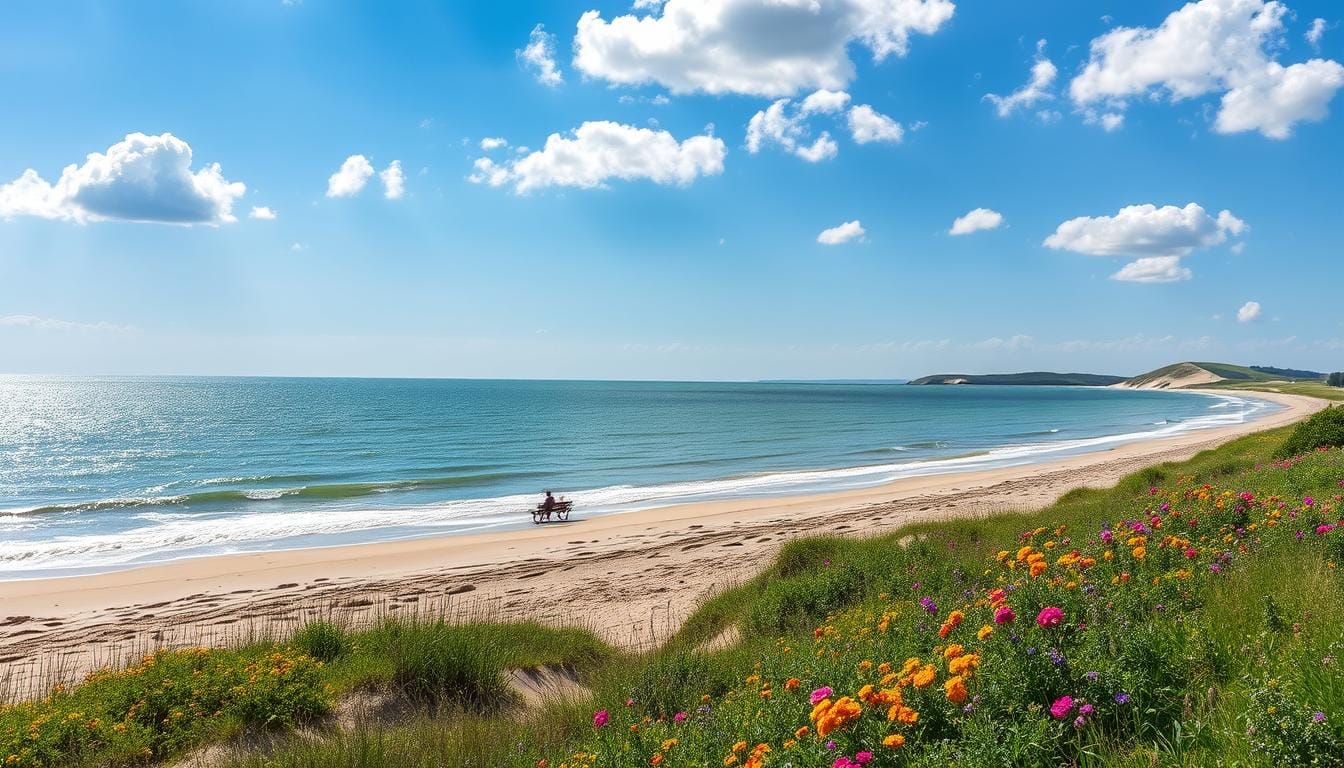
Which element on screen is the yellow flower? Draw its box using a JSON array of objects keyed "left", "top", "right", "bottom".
[{"left": 976, "top": 625, "right": 993, "bottom": 641}]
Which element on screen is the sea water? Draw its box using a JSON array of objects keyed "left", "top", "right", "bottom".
[{"left": 0, "top": 376, "right": 1274, "bottom": 578}]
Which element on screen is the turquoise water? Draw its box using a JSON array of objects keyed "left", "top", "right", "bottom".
[{"left": 0, "top": 376, "right": 1274, "bottom": 578}]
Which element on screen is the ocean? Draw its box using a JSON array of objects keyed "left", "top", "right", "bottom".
[{"left": 0, "top": 376, "right": 1275, "bottom": 578}]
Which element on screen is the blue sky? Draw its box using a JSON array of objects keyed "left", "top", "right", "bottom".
[{"left": 1, "top": 0, "right": 1341, "bottom": 380}]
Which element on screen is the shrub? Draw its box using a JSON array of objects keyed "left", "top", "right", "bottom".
[{"left": 1278, "top": 406, "right": 1344, "bottom": 457}]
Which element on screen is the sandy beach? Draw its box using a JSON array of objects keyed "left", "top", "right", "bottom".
[{"left": 0, "top": 389, "right": 1325, "bottom": 697}]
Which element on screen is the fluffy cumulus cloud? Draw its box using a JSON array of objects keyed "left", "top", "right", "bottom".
[
  {"left": 518, "top": 24, "right": 563, "bottom": 87},
  {"left": 1110, "top": 256, "right": 1193, "bottom": 284},
  {"left": 574, "top": 0, "right": 956, "bottom": 97},
  {"left": 0, "top": 132, "right": 245, "bottom": 225},
  {"left": 1069, "top": 0, "right": 1344, "bottom": 139},
  {"left": 800, "top": 88, "right": 852, "bottom": 114},
  {"left": 1044, "top": 202, "right": 1246, "bottom": 283},
  {"left": 949, "top": 207, "right": 1003, "bottom": 235},
  {"left": 746, "top": 91, "right": 901, "bottom": 160},
  {"left": 468, "top": 120, "right": 725, "bottom": 193},
  {"left": 326, "top": 155, "right": 375, "bottom": 197},
  {"left": 817, "top": 219, "right": 865, "bottom": 245},
  {"left": 1237, "top": 300, "right": 1263, "bottom": 322},
  {"left": 480, "top": 137, "right": 508, "bottom": 151},
  {"left": 846, "top": 104, "right": 904, "bottom": 143},
  {"left": 379, "top": 160, "right": 405, "bottom": 200},
  {"left": 985, "top": 40, "right": 1057, "bottom": 117},
  {"left": 746, "top": 98, "right": 839, "bottom": 162},
  {"left": 249, "top": 206, "right": 277, "bottom": 220}
]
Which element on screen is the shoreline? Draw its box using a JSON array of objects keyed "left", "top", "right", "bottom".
[
  {"left": 0, "top": 389, "right": 1325, "bottom": 695},
  {"left": 0, "top": 387, "right": 1272, "bottom": 580}
]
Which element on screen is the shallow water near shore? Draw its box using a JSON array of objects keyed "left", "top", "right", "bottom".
[{"left": 0, "top": 376, "right": 1275, "bottom": 578}]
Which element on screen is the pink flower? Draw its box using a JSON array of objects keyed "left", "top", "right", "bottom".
[
  {"left": 810, "top": 686, "right": 833, "bottom": 705},
  {"left": 592, "top": 709, "right": 609, "bottom": 728},
  {"left": 1050, "top": 695, "right": 1074, "bottom": 720},
  {"left": 994, "top": 605, "right": 1016, "bottom": 625},
  {"left": 673, "top": 711, "right": 687, "bottom": 723},
  {"left": 1036, "top": 606, "right": 1064, "bottom": 628},
  {"left": 855, "top": 751, "right": 874, "bottom": 765}
]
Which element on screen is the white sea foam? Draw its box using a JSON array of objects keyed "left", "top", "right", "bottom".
[{"left": 0, "top": 392, "right": 1276, "bottom": 576}]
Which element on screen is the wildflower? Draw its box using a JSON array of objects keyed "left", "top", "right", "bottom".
[
  {"left": 673, "top": 711, "right": 687, "bottom": 723},
  {"left": 1314, "top": 712, "right": 1326, "bottom": 723},
  {"left": 592, "top": 710, "right": 609, "bottom": 728},
  {"left": 919, "top": 596, "right": 938, "bottom": 615},
  {"left": 854, "top": 752, "right": 874, "bottom": 765},
  {"left": 994, "top": 605, "right": 1016, "bottom": 625},
  {"left": 1115, "top": 692, "right": 1131, "bottom": 704},
  {"left": 1079, "top": 703, "right": 1094, "bottom": 716},
  {"left": 1084, "top": 671, "right": 1099, "bottom": 682},
  {"left": 1036, "top": 606, "right": 1064, "bottom": 628},
  {"left": 810, "top": 687, "right": 833, "bottom": 705},
  {"left": 911, "top": 664, "right": 937, "bottom": 688},
  {"left": 944, "top": 675, "right": 968, "bottom": 704},
  {"left": 784, "top": 677, "right": 801, "bottom": 691},
  {"left": 882, "top": 733, "right": 906, "bottom": 748},
  {"left": 977, "top": 624, "right": 994, "bottom": 641},
  {"left": 1050, "top": 695, "right": 1074, "bottom": 720}
]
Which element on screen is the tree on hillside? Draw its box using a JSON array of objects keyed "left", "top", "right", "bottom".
[{"left": 1329, "top": 372, "right": 1344, "bottom": 387}]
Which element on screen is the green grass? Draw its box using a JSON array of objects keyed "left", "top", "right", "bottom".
[{"left": 5, "top": 422, "right": 1343, "bottom": 768}]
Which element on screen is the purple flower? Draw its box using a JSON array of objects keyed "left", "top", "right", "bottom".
[
  {"left": 1115, "top": 692, "right": 1131, "bottom": 705},
  {"left": 1073, "top": 715, "right": 1086, "bottom": 728},
  {"left": 1314, "top": 711, "right": 1326, "bottom": 723},
  {"left": 1079, "top": 703, "right": 1095, "bottom": 716},
  {"left": 826, "top": 740, "right": 837, "bottom": 751},
  {"left": 1085, "top": 671, "right": 1100, "bottom": 682},
  {"left": 919, "top": 596, "right": 938, "bottom": 615},
  {"left": 1304, "top": 496, "right": 1315, "bottom": 507}
]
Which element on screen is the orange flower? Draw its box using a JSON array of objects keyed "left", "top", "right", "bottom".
[
  {"left": 944, "top": 675, "right": 968, "bottom": 704},
  {"left": 883, "top": 733, "right": 906, "bottom": 749},
  {"left": 911, "top": 664, "right": 937, "bottom": 688},
  {"left": 784, "top": 677, "right": 801, "bottom": 691}
]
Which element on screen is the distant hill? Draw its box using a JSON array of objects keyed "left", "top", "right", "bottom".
[
  {"left": 1120, "top": 361, "right": 1324, "bottom": 389},
  {"left": 907, "top": 372, "right": 1128, "bottom": 386}
]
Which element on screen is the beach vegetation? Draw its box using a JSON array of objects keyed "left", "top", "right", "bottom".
[{"left": 1277, "top": 405, "right": 1344, "bottom": 457}]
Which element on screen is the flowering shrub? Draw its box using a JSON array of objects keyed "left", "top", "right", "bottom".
[
  {"left": 546, "top": 447, "right": 1344, "bottom": 767},
  {"left": 0, "top": 647, "right": 329, "bottom": 767}
]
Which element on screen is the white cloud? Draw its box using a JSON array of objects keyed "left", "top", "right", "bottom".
[
  {"left": 468, "top": 120, "right": 725, "bottom": 193},
  {"left": 1237, "top": 300, "right": 1262, "bottom": 322},
  {"left": 379, "top": 160, "right": 405, "bottom": 200},
  {"left": 480, "top": 137, "right": 508, "bottom": 151},
  {"left": 800, "top": 89, "right": 852, "bottom": 114},
  {"left": 817, "top": 219, "right": 865, "bottom": 245},
  {"left": 518, "top": 24, "right": 563, "bottom": 87},
  {"left": 0, "top": 314, "right": 130, "bottom": 332},
  {"left": 248, "top": 206, "right": 277, "bottom": 220},
  {"left": 1045, "top": 202, "right": 1245, "bottom": 283},
  {"left": 326, "top": 155, "right": 374, "bottom": 198},
  {"left": 573, "top": 0, "right": 955, "bottom": 97},
  {"left": 846, "top": 104, "right": 904, "bottom": 143},
  {"left": 1069, "top": 0, "right": 1344, "bottom": 139},
  {"left": 0, "top": 132, "right": 245, "bottom": 225},
  {"left": 1215, "top": 60, "right": 1344, "bottom": 138},
  {"left": 1044, "top": 203, "right": 1245, "bottom": 258},
  {"left": 949, "top": 207, "right": 1003, "bottom": 235},
  {"left": 746, "top": 98, "right": 839, "bottom": 162},
  {"left": 1306, "top": 17, "right": 1326, "bottom": 48},
  {"left": 985, "top": 39, "right": 1057, "bottom": 117},
  {"left": 1110, "top": 256, "right": 1193, "bottom": 283}
]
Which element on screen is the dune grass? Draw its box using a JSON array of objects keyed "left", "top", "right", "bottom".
[{"left": 4, "top": 422, "right": 1343, "bottom": 767}]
